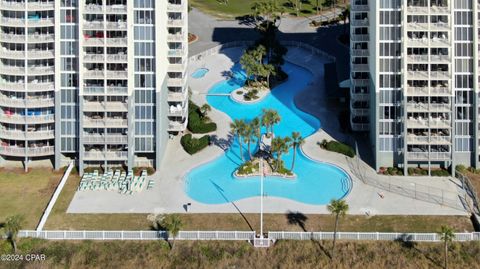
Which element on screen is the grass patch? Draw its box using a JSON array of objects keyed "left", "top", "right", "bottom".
[
  {"left": 2, "top": 238, "right": 479, "bottom": 268},
  {"left": 190, "top": 0, "right": 336, "bottom": 19},
  {"left": 0, "top": 168, "right": 65, "bottom": 229}
]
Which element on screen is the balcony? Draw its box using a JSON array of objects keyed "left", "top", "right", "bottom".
[
  {"left": 0, "top": 49, "right": 25, "bottom": 59},
  {"left": 26, "top": 130, "right": 55, "bottom": 140},
  {"left": 106, "top": 54, "right": 127, "bottom": 62},
  {"left": 407, "top": 70, "right": 428, "bottom": 79},
  {"left": 351, "top": 1, "right": 369, "bottom": 11},
  {"left": 1, "top": 17, "right": 25, "bottom": 27},
  {"left": 105, "top": 21, "right": 127, "bottom": 29},
  {"left": 167, "top": 77, "right": 186, "bottom": 87},
  {"left": 83, "top": 70, "right": 105, "bottom": 79},
  {"left": 29, "top": 18, "right": 55, "bottom": 27},
  {"left": 83, "top": 151, "right": 128, "bottom": 160},
  {"left": 0, "top": 33, "right": 25, "bottom": 43},
  {"left": 407, "top": 151, "right": 450, "bottom": 160},
  {"left": 351, "top": 33, "right": 369, "bottom": 42},
  {"left": 407, "top": 135, "right": 429, "bottom": 144},
  {"left": 27, "top": 81, "right": 54, "bottom": 92},
  {"left": 406, "top": 102, "right": 429, "bottom": 112},
  {"left": 107, "top": 86, "right": 128, "bottom": 95},
  {"left": 167, "top": 19, "right": 184, "bottom": 27},
  {"left": 83, "top": 117, "right": 128, "bottom": 127},
  {"left": 430, "top": 22, "right": 450, "bottom": 31},
  {"left": 351, "top": 48, "right": 369, "bottom": 56},
  {"left": 84, "top": 4, "right": 103, "bottom": 13},
  {"left": 84, "top": 38, "right": 104, "bottom": 46},
  {"left": 106, "top": 38, "right": 128, "bottom": 46},
  {"left": 27, "top": 2, "right": 55, "bottom": 10},
  {"left": 167, "top": 2, "right": 184, "bottom": 11},
  {"left": 351, "top": 18, "right": 368, "bottom": 27},
  {"left": 83, "top": 134, "right": 128, "bottom": 144},
  {"left": 406, "top": 6, "right": 428, "bottom": 14},
  {"left": 167, "top": 34, "right": 185, "bottom": 42},
  {"left": 106, "top": 71, "right": 128, "bottom": 79},
  {"left": 430, "top": 55, "right": 450, "bottom": 63},
  {"left": 407, "top": 55, "right": 428, "bottom": 63},
  {"left": 168, "top": 90, "right": 188, "bottom": 102},
  {"left": 406, "top": 87, "right": 450, "bottom": 96},
  {"left": 104, "top": 102, "right": 128, "bottom": 111},
  {"left": 351, "top": 122, "right": 369, "bottom": 131},
  {"left": 28, "top": 34, "right": 54, "bottom": 43},
  {"left": 168, "top": 63, "right": 186, "bottom": 72},
  {"left": 168, "top": 104, "right": 187, "bottom": 116},
  {"left": 351, "top": 63, "right": 368, "bottom": 72},
  {"left": 430, "top": 71, "right": 450, "bottom": 79},
  {"left": 105, "top": 4, "right": 127, "bottom": 13},
  {"left": 0, "top": 145, "right": 54, "bottom": 157},
  {"left": 168, "top": 49, "right": 185, "bottom": 57},
  {"left": 83, "top": 21, "right": 104, "bottom": 30},
  {"left": 28, "top": 50, "right": 54, "bottom": 59},
  {"left": 168, "top": 120, "right": 187, "bottom": 131},
  {"left": 83, "top": 54, "right": 105, "bottom": 62},
  {"left": 0, "top": 65, "right": 24, "bottom": 75},
  {"left": 1, "top": 0, "right": 25, "bottom": 10},
  {"left": 0, "top": 129, "right": 24, "bottom": 139},
  {"left": 28, "top": 66, "right": 54, "bottom": 75}
]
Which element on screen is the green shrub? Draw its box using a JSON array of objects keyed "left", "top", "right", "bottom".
[
  {"left": 455, "top": 164, "right": 466, "bottom": 173},
  {"left": 238, "top": 161, "right": 256, "bottom": 175},
  {"left": 132, "top": 167, "right": 155, "bottom": 176},
  {"left": 188, "top": 110, "right": 217, "bottom": 133},
  {"left": 323, "top": 140, "right": 355, "bottom": 158},
  {"left": 407, "top": 167, "right": 414, "bottom": 176},
  {"left": 180, "top": 134, "right": 209, "bottom": 155}
]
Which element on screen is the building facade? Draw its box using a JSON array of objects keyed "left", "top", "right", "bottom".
[
  {"left": 350, "top": 0, "right": 478, "bottom": 174},
  {"left": 0, "top": 0, "right": 188, "bottom": 173}
]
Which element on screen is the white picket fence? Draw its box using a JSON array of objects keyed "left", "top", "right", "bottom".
[
  {"left": 17, "top": 230, "right": 480, "bottom": 242},
  {"left": 18, "top": 230, "right": 255, "bottom": 241},
  {"left": 268, "top": 231, "right": 480, "bottom": 242}
]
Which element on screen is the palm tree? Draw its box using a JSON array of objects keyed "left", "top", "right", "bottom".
[
  {"left": 271, "top": 137, "right": 291, "bottom": 172},
  {"left": 270, "top": 110, "right": 281, "bottom": 135},
  {"left": 242, "top": 124, "right": 254, "bottom": 160},
  {"left": 200, "top": 104, "right": 211, "bottom": 119},
  {"left": 290, "top": 132, "right": 305, "bottom": 171},
  {"left": 438, "top": 226, "right": 455, "bottom": 269},
  {"left": 261, "top": 109, "right": 273, "bottom": 137},
  {"left": 162, "top": 214, "right": 183, "bottom": 250},
  {"left": 2, "top": 215, "right": 24, "bottom": 253},
  {"left": 230, "top": 119, "right": 246, "bottom": 162},
  {"left": 251, "top": 117, "right": 262, "bottom": 150},
  {"left": 327, "top": 199, "right": 349, "bottom": 259}
]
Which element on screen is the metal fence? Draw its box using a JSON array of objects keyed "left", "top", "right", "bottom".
[
  {"left": 346, "top": 156, "right": 467, "bottom": 212},
  {"left": 268, "top": 231, "right": 480, "bottom": 242},
  {"left": 17, "top": 230, "right": 480, "bottom": 242}
]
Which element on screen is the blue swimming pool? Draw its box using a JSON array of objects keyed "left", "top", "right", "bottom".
[
  {"left": 191, "top": 68, "right": 209, "bottom": 79},
  {"left": 185, "top": 62, "right": 351, "bottom": 205}
]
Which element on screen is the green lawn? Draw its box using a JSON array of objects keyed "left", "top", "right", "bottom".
[
  {"left": 190, "top": 0, "right": 347, "bottom": 19},
  {"left": 0, "top": 168, "right": 65, "bottom": 229}
]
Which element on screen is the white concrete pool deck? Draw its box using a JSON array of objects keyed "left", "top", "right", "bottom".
[{"left": 68, "top": 47, "right": 467, "bottom": 216}]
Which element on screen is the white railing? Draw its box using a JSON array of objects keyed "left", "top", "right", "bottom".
[
  {"left": 18, "top": 230, "right": 256, "bottom": 241},
  {"left": 14, "top": 230, "right": 480, "bottom": 242},
  {"left": 268, "top": 232, "right": 480, "bottom": 242}
]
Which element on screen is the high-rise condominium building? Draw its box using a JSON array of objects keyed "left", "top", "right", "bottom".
[
  {"left": 350, "top": 0, "right": 478, "bottom": 174},
  {"left": 0, "top": 0, "right": 189, "bottom": 173}
]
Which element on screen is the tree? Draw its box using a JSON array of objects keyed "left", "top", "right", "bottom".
[
  {"left": 230, "top": 119, "right": 246, "bottom": 162},
  {"left": 339, "top": 7, "right": 350, "bottom": 35},
  {"left": 2, "top": 215, "right": 24, "bottom": 253},
  {"left": 438, "top": 226, "right": 455, "bottom": 269},
  {"left": 251, "top": 117, "right": 262, "bottom": 150},
  {"left": 261, "top": 109, "right": 273, "bottom": 137},
  {"left": 260, "top": 63, "right": 276, "bottom": 88},
  {"left": 290, "top": 132, "right": 305, "bottom": 171},
  {"left": 327, "top": 199, "right": 349, "bottom": 259},
  {"left": 271, "top": 136, "right": 291, "bottom": 172},
  {"left": 242, "top": 123, "right": 254, "bottom": 160},
  {"left": 200, "top": 104, "right": 211, "bottom": 119},
  {"left": 162, "top": 214, "right": 183, "bottom": 250},
  {"left": 270, "top": 110, "right": 281, "bottom": 136}
]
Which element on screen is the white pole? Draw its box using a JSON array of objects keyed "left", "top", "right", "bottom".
[{"left": 260, "top": 159, "right": 264, "bottom": 239}]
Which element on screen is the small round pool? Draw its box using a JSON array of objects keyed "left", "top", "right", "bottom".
[{"left": 191, "top": 68, "right": 209, "bottom": 79}]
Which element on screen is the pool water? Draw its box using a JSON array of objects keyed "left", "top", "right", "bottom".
[
  {"left": 185, "top": 62, "right": 351, "bottom": 205},
  {"left": 191, "top": 68, "right": 209, "bottom": 79}
]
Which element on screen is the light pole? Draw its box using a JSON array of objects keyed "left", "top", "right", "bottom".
[{"left": 260, "top": 158, "right": 264, "bottom": 239}]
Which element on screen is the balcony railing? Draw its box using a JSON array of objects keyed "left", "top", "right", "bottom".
[
  {"left": 105, "top": 5, "right": 127, "bottom": 13},
  {"left": 106, "top": 54, "right": 127, "bottom": 62},
  {"left": 83, "top": 151, "right": 128, "bottom": 160},
  {"left": 0, "top": 145, "right": 54, "bottom": 157},
  {"left": 167, "top": 2, "right": 184, "bottom": 11},
  {"left": 106, "top": 38, "right": 127, "bottom": 46},
  {"left": 168, "top": 120, "right": 187, "bottom": 131},
  {"left": 1, "top": 0, "right": 25, "bottom": 10}
]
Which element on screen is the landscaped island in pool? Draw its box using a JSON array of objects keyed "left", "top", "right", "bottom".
[{"left": 185, "top": 62, "right": 351, "bottom": 205}]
